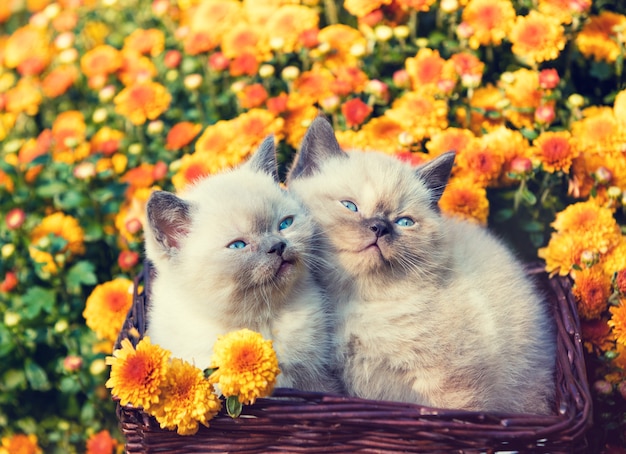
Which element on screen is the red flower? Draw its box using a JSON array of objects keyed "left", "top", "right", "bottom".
[
  {"left": 229, "top": 53, "right": 258, "bottom": 77},
  {"left": 267, "top": 93, "right": 289, "bottom": 115},
  {"left": 237, "top": 83, "right": 268, "bottom": 109},
  {"left": 208, "top": 52, "right": 230, "bottom": 72},
  {"left": 342, "top": 98, "right": 372, "bottom": 128},
  {"left": 538, "top": 68, "right": 560, "bottom": 90},
  {"left": 6, "top": 208, "right": 26, "bottom": 229},
  {"left": 118, "top": 250, "right": 140, "bottom": 271},
  {"left": 164, "top": 50, "right": 182, "bottom": 69},
  {"left": 85, "top": 430, "right": 118, "bottom": 454},
  {"left": 166, "top": 121, "right": 201, "bottom": 150},
  {"left": 0, "top": 271, "right": 18, "bottom": 293}
]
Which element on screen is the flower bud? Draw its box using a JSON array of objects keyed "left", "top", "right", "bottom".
[
  {"left": 440, "top": 0, "right": 459, "bottom": 13},
  {"left": 269, "top": 36, "right": 285, "bottom": 51},
  {"left": 2, "top": 243, "right": 16, "bottom": 258},
  {"left": 349, "top": 42, "right": 367, "bottom": 57},
  {"left": 98, "top": 85, "right": 116, "bottom": 103},
  {"left": 567, "top": 94, "right": 585, "bottom": 108},
  {"left": 281, "top": 66, "right": 300, "bottom": 81},
  {"left": 509, "top": 156, "right": 532, "bottom": 175},
  {"left": 54, "top": 319, "right": 69, "bottom": 333},
  {"left": 4, "top": 311, "right": 20, "bottom": 327},
  {"left": 90, "top": 358, "right": 107, "bottom": 375},
  {"left": 164, "top": 50, "right": 182, "bottom": 69},
  {"left": 398, "top": 131, "right": 415, "bottom": 147},
  {"left": 58, "top": 48, "right": 78, "bottom": 64},
  {"left": 258, "top": 64, "right": 275, "bottom": 79},
  {"left": 393, "top": 26, "right": 410, "bottom": 40},
  {"left": 607, "top": 186, "right": 622, "bottom": 199},
  {"left": 0, "top": 271, "right": 18, "bottom": 293},
  {"left": 92, "top": 107, "right": 108, "bottom": 124},
  {"left": 6, "top": 208, "right": 26, "bottom": 230},
  {"left": 535, "top": 105, "right": 556, "bottom": 124},
  {"left": 63, "top": 355, "right": 83, "bottom": 372},
  {"left": 593, "top": 379, "right": 613, "bottom": 396},
  {"left": 319, "top": 95, "right": 340, "bottom": 113},
  {"left": 147, "top": 120, "right": 164, "bottom": 136},
  {"left": 593, "top": 166, "right": 612, "bottom": 185},
  {"left": 538, "top": 68, "right": 560, "bottom": 90},
  {"left": 73, "top": 162, "right": 96, "bottom": 180},
  {"left": 183, "top": 74, "right": 203, "bottom": 90},
  {"left": 128, "top": 143, "right": 143, "bottom": 155},
  {"left": 374, "top": 25, "right": 393, "bottom": 42}
]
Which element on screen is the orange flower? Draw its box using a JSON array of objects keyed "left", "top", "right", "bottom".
[
  {"left": 576, "top": 11, "right": 626, "bottom": 63},
  {"left": 264, "top": 4, "right": 319, "bottom": 53},
  {"left": 221, "top": 23, "right": 265, "bottom": 60},
  {"left": 342, "top": 98, "right": 372, "bottom": 129},
  {"left": 121, "top": 163, "right": 157, "bottom": 190},
  {"left": 426, "top": 127, "right": 476, "bottom": 158},
  {"left": 172, "top": 153, "right": 222, "bottom": 190},
  {"left": 331, "top": 66, "right": 369, "bottom": 97},
  {"left": 551, "top": 200, "right": 621, "bottom": 241},
  {"left": 0, "top": 434, "right": 42, "bottom": 454},
  {"left": 538, "top": 232, "right": 590, "bottom": 276},
  {"left": 344, "top": 0, "right": 392, "bottom": 18},
  {"left": 166, "top": 122, "right": 202, "bottom": 151},
  {"left": 461, "top": 0, "right": 516, "bottom": 49},
  {"left": 538, "top": 0, "right": 591, "bottom": 25},
  {"left": 4, "top": 78, "right": 42, "bottom": 116},
  {"left": 3, "top": 25, "right": 51, "bottom": 75},
  {"left": 439, "top": 177, "right": 490, "bottom": 225},
  {"left": 237, "top": 83, "right": 269, "bottom": 110},
  {"left": 317, "top": 24, "right": 367, "bottom": 69},
  {"left": 571, "top": 107, "right": 625, "bottom": 155},
  {"left": 581, "top": 318, "right": 615, "bottom": 353},
  {"left": 454, "top": 139, "right": 505, "bottom": 187},
  {"left": 80, "top": 44, "right": 123, "bottom": 79},
  {"left": 183, "top": 31, "right": 218, "bottom": 55},
  {"left": 282, "top": 96, "right": 320, "bottom": 148},
  {"left": 385, "top": 91, "right": 448, "bottom": 142},
  {"left": 450, "top": 51, "right": 484, "bottom": 84},
  {"left": 292, "top": 68, "right": 335, "bottom": 104},
  {"left": 405, "top": 48, "right": 456, "bottom": 94},
  {"left": 118, "top": 51, "right": 158, "bottom": 86},
  {"left": 123, "top": 28, "right": 165, "bottom": 57},
  {"left": 572, "top": 267, "right": 612, "bottom": 320},
  {"left": 456, "top": 84, "right": 506, "bottom": 133},
  {"left": 336, "top": 116, "right": 405, "bottom": 154},
  {"left": 397, "top": 0, "right": 437, "bottom": 12},
  {"left": 90, "top": 127, "right": 125, "bottom": 156},
  {"left": 83, "top": 278, "right": 134, "bottom": 343},
  {"left": 510, "top": 11, "right": 566, "bottom": 66},
  {"left": 609, "top": 303, "right": 626, "bottom": 347},
  {"left": 85, "top": 430, "right": 118, "bottom": 454},
  {"left": 41, "top": 65, "right": 78, "bottom": 98},
  {"left": 114, "top": 81, "right": 172, "bottom": 125},
  {"left": 31, "top": 212, "right": 85, "bottom": 256},
  {"left": 500, "top": 69, "right": 543, "bottom": 129},
  {"left": 531, "top": 131, "right": 579, "bottom": 173},
  {"left": 229, "top": 53, "right": 259, "bottom": 77}
]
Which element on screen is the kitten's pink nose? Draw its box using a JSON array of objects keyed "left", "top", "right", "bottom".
[
  {"left": 268, "top": 241, "right": 286, "bottom": 256},
  {"left": 369, "top": 220, "right": 390, "bottom": 238}
]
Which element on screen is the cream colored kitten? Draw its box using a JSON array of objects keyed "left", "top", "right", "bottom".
[
  {"left": 287, "top": 117, "right": 555, "bottom": 413},
  {"left": 144, "top": 137, "right": 338, "bottom": 393}
]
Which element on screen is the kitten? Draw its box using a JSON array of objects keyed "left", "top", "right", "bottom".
[
  {"left": 144, "top": 136, "right": 338, "bottom": 393},
  {"left": 286, "top": 117, "right": 556, "bottom": 414}
]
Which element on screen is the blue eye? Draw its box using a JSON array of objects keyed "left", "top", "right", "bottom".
[
  {"left": 279, "top": 216, "right": 294, "bottom": 230},
  {"left": 341, "top": 200, "right": 358, "bottom": 212},
  {"left": 228, "top": 240, "right": 247, "bottom": 249},
  {"left": 395, "top": 217, "right": 415, "bottom": 227}
]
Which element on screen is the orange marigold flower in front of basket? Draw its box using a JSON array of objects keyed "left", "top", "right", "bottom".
[
  {"left": 538, "top": 232, "right": 590, "bottom": 277},
  {"left": 551, "top": 200, "right": 621, "bottom": 243},
  {"left": 84, "top": 278, "right": 134, "bottom": 343},
  {"left": 85, "top": 430, "right": 118, "bottom": 454},
  {"left": 461, "top": 0, "right": 516, "bottom": 49},
  {"left": 581, "top": 318, "right": 614, "bottom": 353},
  {"left": 0, "top": 433, "right": 42, "bottom": 454},
  {"left": 106, "top": 337, "right": 171, "bottom": 410},
  {"left": 149, "top": 358, "right": 222, "bottom": 435},
  {"left": 510, "top": 11, "right": 566, "bottom": 66},
  {"left": 344, "top": 0, "right": 392, "bottom": 18},
  {"left": 31, "top": 212, "right": 85, "bottom": 256},
  {"left": 166, "top": 122, "right": 202, "bottom": 151},
  {"left": 572, "top": 266, "right": 612, "bottom": 320},
  {"left": 342, "top": 97, "right": 372, "bottom": 129},
  {"left": 114, "top": 81, "right": 172, "bottom": 125},
  {"left": 209, "top": 329, "right": 280, "bottom": 405},
  {"left": 439, "top": 177, "right": 489, "bottom": 226},
  {"left": 575, "top": 11, "right": 626, "bottom": 63},
  {"left": 531, "top": 130, "right": 579, "bottom": 173},
  {"left": 80, "top": 44, "right": 123, "bottom": 79},
  {"left": 608, "top": 303, "right": 626, "bottom": 347}
]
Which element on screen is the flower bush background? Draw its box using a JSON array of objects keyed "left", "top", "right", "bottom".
[{"left": 1, "top": 0, "right": 626, "bottom": 452}]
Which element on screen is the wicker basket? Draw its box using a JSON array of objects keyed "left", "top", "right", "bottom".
[{"left": 114, "top": 262, "right": 592, "bottom": 453}]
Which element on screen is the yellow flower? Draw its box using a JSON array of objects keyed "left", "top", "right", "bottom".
[
  {"left": 113, "top": 81, "right": 172, "bottom": 125},
  {"left": 83, "top": 278, "right": 134, "bottom": 343},
  {"left": 510, "top": 11, "right": 566, "bottom": 66},
  {"left": 106, "top": 337, "right": 171, "bottom": 410},
  {"left": 551, "top": 200, "right": 621, "bottom": 243},
  {"left": 344, "top": 0, "right": 392, "bottom": 18},
  {"left": 0, "top": 433, "right": 42, "bottom": 454},
  {"left": 149, "top": 358, "right": 221, "bottom": 435},
  {"left": 576, "top": 11, "right": 626, "bottom": 63},
  {"left": 499, "top": 68, "right": 543, "bottom": 129},
  {"left": 384, "top": 91, "right": 448, "bottom": 142},
  {"left": 531, "top": 130, "right": 579, "bottom": 173},
  {"left": 439, "top": 177, "right": 490, "bottom": 225},
  {"left": 405, "top": 48, "right": 456, "bottom": 95},
  {"left": 538, "top": 233, "right": 589, "bottom": 276},
  {"left": 462, "top": 0, "right": 516, "bottom": 49},
  {"left": 30, "top": 212, "right": 85, "bottom": 256},
  {"left": 572, "top": 266, "right": 612, "bottom": 320},
  {"left": 209, "top": 329, "right": 280, "bottom": 405},
  {"left": 608, "top": 303, "right": 626, "bottom": 347},
  {"left": 538, "top": 0, "right": 591, "bottom": 25}
]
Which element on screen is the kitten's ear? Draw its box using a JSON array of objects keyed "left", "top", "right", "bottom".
[
  {"left": 145, "top": 190, "right": 192, "bottom": 257},
  {"left": 247, "top": 135, "right": 279, "bottom": 183},
  {"left": 415, "top": 151, "right": 456, "bottom": 207},
  {"left": 287, "top": 115, "right": 346, "bottom": 181}
]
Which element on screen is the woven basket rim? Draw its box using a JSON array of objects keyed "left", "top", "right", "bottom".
[{"left": 113, "top": 261, "right": 593, "bottom": 453}]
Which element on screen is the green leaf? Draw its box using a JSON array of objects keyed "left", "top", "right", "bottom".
[
  {"left": 21, "top": 287, "right": 57, "bottom": 319},
  {"left": 25, "top": 358, "right": 51, "bottom": 391},
  {"left": 36, "top": 182, "right": 69, "bottom": 198},
  {"left": 66, "top": 261, "right": 98, "bottom": 294},
  {"left": 56, "top": 190, "right": 89, "bottom": 210},
  {"left": 520, "top": 127, "right": 538, "bottom": 141},
  {"left": 520, "top": 188, "right": 537, "bottom": 206},
  {"left": 59, "top": 376, "right": 81, "bottom": 394},
  {"left": 203, "top": 367, "right": 217, "bottom": 379},
  {"left": 3, "top": 369, "right": 27, "bottom": 391},
  {"left": 589, "top": 61, "right": 612, "bottom": 81},
  {"left": 493, "top": 208, "right": 514, "bottom": 223},
  {"left": 226, "top": 395, "right": 242, "bottom": 418},
  {"left": 521, "top": 220, "right": 544, "bottom": 233}
]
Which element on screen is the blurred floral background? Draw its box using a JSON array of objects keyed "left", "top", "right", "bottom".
[{"left": 1, "top": 0, "right": 626, "bottom": 452}]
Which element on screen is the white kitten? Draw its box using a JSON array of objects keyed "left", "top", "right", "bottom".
[
  {"left": 144, "top": 137, "right": 339, "bottom": 393},
  {"left": 287, "top": 117, "right": 556, "bottom": 413}
]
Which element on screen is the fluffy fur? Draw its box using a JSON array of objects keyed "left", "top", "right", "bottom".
[
  {"left": 287, "top": 117, "right": 556, "bottom": 414},
  {"left": 144, "top": 137, "right": 338, "bottom": 393}
]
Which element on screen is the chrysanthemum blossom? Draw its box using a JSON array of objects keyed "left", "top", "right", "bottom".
[
  {"left": 538, "top": 0, "right": 591, "bottom": 25},
  {"left": 462, "top": 0, "right": 516, "bottom": 49},
  {"left": 114, "top": 81, "right": 172, "bottom": 125},
  {"left": 85, "top": 430, "right": 118, "bottom": 454},
  {"left": 209, "top": 329, "right": 280, "bottom": 405},
  {"left": 83, "top": 278, "right": 134, "bottom": 343},
  {"left": 166, "top": 122, "right": 202, "bottom": 151},
  {"left": 439, "top": 177, "right": 489, "bottom": 225},
  {"left": 0, "top": 433, "right": 42, "bottom": 454},
  {"left": 106, "top": 337, "right": 171, "bottom": 410},
  {"left": 30, "top": 212, "right": 85, "bottom": 256},
  {"left": 575, "top": 11, "right": 626, "bottom": 63},
  {"left": 608, "top": 303, "right": 626, "bottom": 347},
  {"left": 572, "top": 267, "right": 612, "bottom": 320},
  {"left": 531, "top": 131, "right": 579, "bottom": 173},
  {"left": 510, "top": 11, "right": 566, "bottom": 65},
  {"left": 149, "top": 358, "right": 221, "bottom": 435},
  {"left": 344, "top": 0, "right": 392, "bottom": 18}
]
